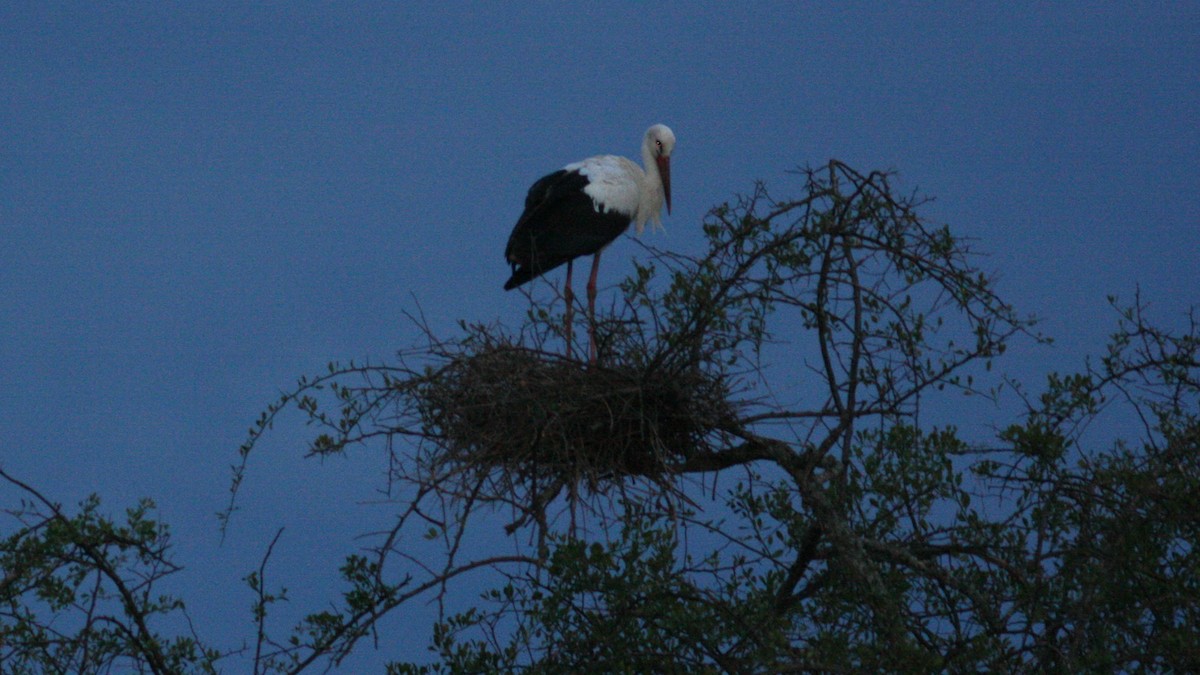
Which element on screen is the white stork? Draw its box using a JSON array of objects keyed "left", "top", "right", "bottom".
[{"left": 504, "top": 124, "right": 675, "bottom": 362}]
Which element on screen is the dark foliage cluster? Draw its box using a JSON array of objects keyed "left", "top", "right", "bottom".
[{"left": 0, "top": 470, "right": 217, "bottom": 674}]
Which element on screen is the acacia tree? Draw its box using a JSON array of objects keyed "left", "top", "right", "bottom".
[{"left": 2, "top": 161, "right": 1196, "bottom": 672}]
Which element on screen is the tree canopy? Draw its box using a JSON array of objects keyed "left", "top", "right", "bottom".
[{"left": 3, "top": 161, "right": 1197, "bottom": 673}]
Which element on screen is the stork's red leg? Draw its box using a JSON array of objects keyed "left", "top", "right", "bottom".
[
  {"left": 563, "top": 259, "right": 574, "bottom": 359},
  {"left": 586, "top": 251, "right": 602, "bottom": 364}
]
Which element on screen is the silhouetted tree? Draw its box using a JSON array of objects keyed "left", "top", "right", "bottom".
[
  {"left": 3, "top": 162, "right": 1196, "bottom": 672},
  {"left": 0, "top": 470, "right": 218, "bottom": 673}
]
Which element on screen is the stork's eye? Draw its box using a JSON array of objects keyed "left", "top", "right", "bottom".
[{"left": 655, "top": 139, "right": 663, "bottom": 154}]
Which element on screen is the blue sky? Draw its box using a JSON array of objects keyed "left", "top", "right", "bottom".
[{"left": 2, "top": 3, "right": 1198, "bottom": 669}]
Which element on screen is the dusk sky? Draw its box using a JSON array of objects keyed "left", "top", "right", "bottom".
[{"left": 2, "top": 3, "right": 1197, "bottom": 669}]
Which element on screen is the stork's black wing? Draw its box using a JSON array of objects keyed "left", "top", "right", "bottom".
[{"left": 503, "top": 169, "right": 631, "bottom": 290}]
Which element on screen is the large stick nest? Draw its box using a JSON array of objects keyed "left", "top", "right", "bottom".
[{"left": 419, "top": 344, "right": 733, "bottom": 493}]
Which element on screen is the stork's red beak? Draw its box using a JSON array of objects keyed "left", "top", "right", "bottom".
[{"left": 656, "top": 155, "right": 671, "bottom": 214}]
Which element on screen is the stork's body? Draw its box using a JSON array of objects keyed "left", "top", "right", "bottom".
[{"left": 504, "top": 124, "right": 675, "bottom": 362}]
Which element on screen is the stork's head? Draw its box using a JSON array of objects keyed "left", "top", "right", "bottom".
[{"left": 644, "top": 124, "right": 675, "bottom": 215}]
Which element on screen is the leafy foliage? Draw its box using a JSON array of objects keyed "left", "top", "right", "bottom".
[{"left": 0, "top": 471, "right": 218, "bottom": 674}]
